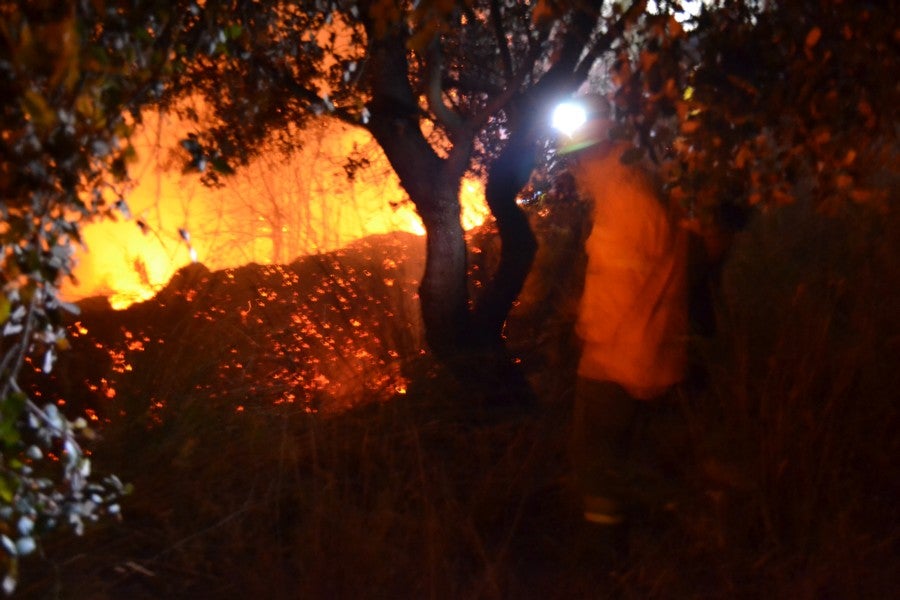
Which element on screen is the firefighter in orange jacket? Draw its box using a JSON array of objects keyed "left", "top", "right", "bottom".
[{"left": 563, "top": 118, "right": 689, "bottom": 526}]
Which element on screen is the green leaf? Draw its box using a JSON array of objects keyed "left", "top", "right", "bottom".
[
  {"left": 0, "top": 475, "right": 15, "bottom": 504},
  {"left": 0, "top": 392, "right": 26, "bottom": 448},
  {"left": 225, "top": 24, "right": 243, "bottom": 40},
  {"left": 20, "top": 90, "right": 56, "bottom": 130}
]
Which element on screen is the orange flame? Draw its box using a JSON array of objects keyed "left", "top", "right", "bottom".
[{"left": 63, "top": 112, "right": 489, "bottom": 309}]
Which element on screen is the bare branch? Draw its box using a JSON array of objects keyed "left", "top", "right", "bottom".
[
  {"left": 490, "top": 0, "right": 514, "bottom": 79},
  {"left": 463, "top": 35, "right": 545, "bottom": 135},
  {"left": 0, "top": 293, "right": 39, "bottom": 401},
  {"left": 425, "top": 38, "right": 465, "bottom": 135}
]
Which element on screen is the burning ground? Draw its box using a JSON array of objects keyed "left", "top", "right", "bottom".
[{"left": 39, "top": 231, "right": 428, "bottom": 425}]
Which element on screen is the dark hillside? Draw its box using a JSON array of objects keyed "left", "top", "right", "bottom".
[{"left": 37, "top": 231, "right": 428, "bottom": 424}]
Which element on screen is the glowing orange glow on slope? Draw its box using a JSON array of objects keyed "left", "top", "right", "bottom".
[{"left": 62, "top": 112, "right": 489, "bottom": 309}]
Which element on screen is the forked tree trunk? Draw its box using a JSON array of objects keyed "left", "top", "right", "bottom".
[
  {"left": 364, "top": 29, "right": 538, "bottom": 403},
  {"left": 365, "top": 33, "right": 472, "bottom": 358}
]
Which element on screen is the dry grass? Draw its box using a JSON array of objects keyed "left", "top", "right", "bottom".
[
  {"left": 17, "top": 201, "right": 900, "bottom": 598},
  {"left": 22, "top": 365, "right": 601, "bottom": 599}
]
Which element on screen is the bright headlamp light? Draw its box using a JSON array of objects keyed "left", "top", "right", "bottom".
[{"left": 551, "top": 101, "right": 587, "bottom": 138}]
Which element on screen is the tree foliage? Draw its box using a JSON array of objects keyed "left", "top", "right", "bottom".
[
  {"left": 606, "top": 0, "right": 897, "bottom": 226},
  {"left": 0, "top": 1, "right": 214, "bottom": 591}
]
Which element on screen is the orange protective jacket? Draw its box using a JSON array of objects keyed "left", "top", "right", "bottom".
[{"left": 574, "top": 142, "right": 688, "bottom": 400}]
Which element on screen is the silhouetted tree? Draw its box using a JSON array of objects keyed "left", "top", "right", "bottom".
[{"left": 150, "top": 1, "right": 654, "bottom": 385}]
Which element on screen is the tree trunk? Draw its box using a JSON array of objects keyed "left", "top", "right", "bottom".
[
  {"left": 416, "top": 180, "right": 470, "bottom": 358},
  {"left": 363, "top": 27, "right": 535, "bottom": 404},
  {"left": 474, "top": 123, "right": 539, "bottom": 346},
  {"left": 365, "top": 32, "right": 473, "bottom": 359}
]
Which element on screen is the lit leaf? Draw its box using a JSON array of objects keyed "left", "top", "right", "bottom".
[
  {"left": 0, "top": 478, "right": 13, "bottom": 504},
  {"left": 734, "top": 145, "right": 753, "bottom": 169},
  {"left": 805, "top": 26, "right": 822, "bottom": 48},
  {"left": 2, "top": 574, "right": 15, "bottom": 595},
  {"left": 0, "top": 536, "right": 15, "bottom": 556},
  {"left": 42, "top": 348, "right": 56, "bottom": 374},
  {"left": 531, "top": 0, "right": 557, "bottom": 26},
  {"left": 16, "top": 517, "right": 33, "bottom": 537},
  {"left": 835, "top": 173, "right": 853, "bottom": 189},
  {"left": 20, "top": 89, "right": 56, "bottom": 130},
  {"left": 680, "top": 120, "right": 701, "bottom": 134},
  {"left": 15, "top": 538, "right": 35, "bottom": 557}
]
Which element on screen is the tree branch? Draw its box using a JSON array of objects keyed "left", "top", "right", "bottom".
[
  {"left": 363, "top": 28, "right": 445, "bottom": 204},
  {"left": 490, "top": 0, "right": 514, "bottom": 79},
  {"left": 425, "top": 37, "right": 464, "bottom": 135}
]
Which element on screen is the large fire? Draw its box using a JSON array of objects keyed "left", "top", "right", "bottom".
[{"left": 62, "top": 112, "right": 489, "bottom": 309}]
